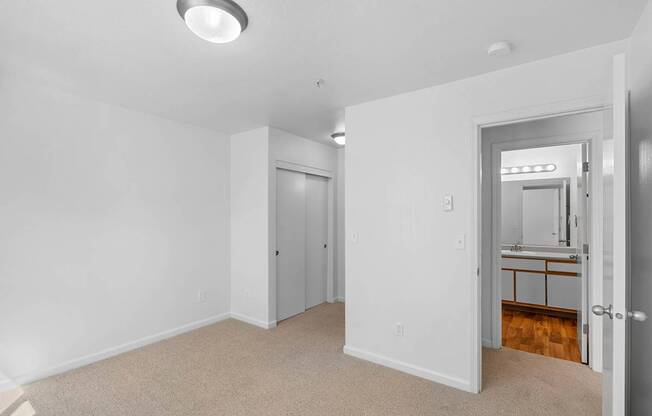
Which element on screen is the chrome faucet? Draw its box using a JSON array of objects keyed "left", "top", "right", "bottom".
[{"left": 511, "top": 244, "right": 522, "bottom": 252}]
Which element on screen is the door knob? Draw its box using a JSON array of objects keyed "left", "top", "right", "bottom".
[
  {"left": 628, "top": 310, "right": 648, "bottom": 322},
  {"left": 592, "top": 304, "right": 613, "bottom": 319}
]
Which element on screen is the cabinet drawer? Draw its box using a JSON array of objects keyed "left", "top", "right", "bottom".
[
  {"left": 547, "top": 261, "right": 580, "bottom": 274},
  {"left": 548, "top": 276, "right": 580, "bottom": 310},
  {"left": 501, "top": 270, "right": 514, "bottom": 301},
  {"left": 515, "top": 272, "right": 546, "bottom": 305},
  {"left": 502, "top": 257, "right": 546, "bottom": 272}
]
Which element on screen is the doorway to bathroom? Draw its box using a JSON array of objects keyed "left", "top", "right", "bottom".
[{"left": 480, "top": 109, "right": 610, "bottom": 368}]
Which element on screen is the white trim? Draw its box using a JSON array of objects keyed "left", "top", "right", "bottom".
[
  {"left": 230, "top": 312, "right": 277, "bottom": 329},
  {"left": 470, "top": 95, "right": 611, "bottom": 393},
  {"left": 343, "top": 345, "right": 472, "bottom": 392},
  {"left": 0, "top": 379, "right": 17, "bottom": 393},
  {"left": 1, "top": 312, "right": 231, "bottom": 391},
  {"left": 275, "top": 160, "right": 333, "bottom": 178},
  {"left": 334, "top": 296, "right": 345, "bottom": 303}
]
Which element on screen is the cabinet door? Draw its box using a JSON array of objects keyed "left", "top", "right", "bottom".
[
  {"left": 515, "top": 272, "right": 546, "bottom": 305},
  {"left": 546, "top": 261, "right": 580, "bottom": 274},
  {"left": 547, "top": 276, "right": 580, "bottom": 310},
  {"left": 501, "top": 257, "right": 546, "bottom": 271},
  {"left": 501, "top": 270, "right": 514, "bottom": 301}
]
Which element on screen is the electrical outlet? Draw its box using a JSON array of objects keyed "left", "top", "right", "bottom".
[
  {"left": 455, "top": 234, "right": 466, "bottom": 250},
  {"left": 395, "top": 323, "right": 404, "bottom": 337},
  {"left": 197, "top": 290, "right": 207, "bottom": 304}
]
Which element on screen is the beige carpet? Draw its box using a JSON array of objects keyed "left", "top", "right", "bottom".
[{"left": 3, "top": 303, "right": 601, "bottom": 415}]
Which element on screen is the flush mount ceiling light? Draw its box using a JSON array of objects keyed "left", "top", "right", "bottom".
[
  {"left": 501, "top": 163, "right": 556, "bottom": 175},
  {"left": 177, "top": 0, "right": 248, "bottom": 44},
  {"left": 487, "top": 41, "right": 512, "bottom": 57},
  {"left": 331, "top": 132, "right": 346, "bottom": 146}
]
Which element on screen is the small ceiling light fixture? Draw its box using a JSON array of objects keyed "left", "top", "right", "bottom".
[
  {"left": 331, "top": 132, "right": 346, "bottom": 146},
  {"left": 502, "top": 163, "right": 557, "bottom": 175},
  {"left": 177, "top": 0, "right": 248, "bottom": 44},
  {"left": 487, "top": 41, "right": 513, "bottom": 57}
]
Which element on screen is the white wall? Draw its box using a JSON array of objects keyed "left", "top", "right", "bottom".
[
  {"left": 336, "top": 148, "right": 346, "bottom": 301},
  {"left": 500, "top": 144, "right": 582, "bottom": 183},
  {"left": 499, "top": 144, "right": 582, "bottom": 247},
  {"left": 230, "top": 128, "right": 271, "bottom": 328},
  {"left": 230, "top": 127, "right": 338, "bottom": 326},
  {"left": 0, "top": 75, "right": 231, "bottom": 385},
  {"left": 627, "top": 2, "right": 652, "bottom": 413},
  {"left": 344, "top": 41, "right": 624, "bottom": 392}
]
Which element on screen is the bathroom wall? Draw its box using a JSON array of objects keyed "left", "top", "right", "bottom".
[{"left": 500, "top": 144, "right": 583, "bottom": 247}]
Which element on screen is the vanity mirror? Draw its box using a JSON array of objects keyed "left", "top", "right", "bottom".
[{"left": 501, "top": 178, "right": 571, "bottom": 247}]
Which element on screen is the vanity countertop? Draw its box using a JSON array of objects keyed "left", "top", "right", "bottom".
[{"left": 501, "top": 249, "right": 576, "bottom": 261}]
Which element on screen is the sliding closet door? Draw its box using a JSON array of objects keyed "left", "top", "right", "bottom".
[
  {"left": 305, "top": 174, "right": 329, "bottom": 309},
  {"left": 276, "top": 169, "right": 307, "bottom": 321}
]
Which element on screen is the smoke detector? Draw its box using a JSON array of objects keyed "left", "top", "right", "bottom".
[{"left": 487, "top": 41, "right": 513, "bottom": 57}]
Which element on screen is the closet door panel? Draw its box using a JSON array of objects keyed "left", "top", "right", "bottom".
[
  {"left": 276, "top": 169, "right": 307, "bottom": 321},
  {"left": 306, "top": 174, "right": 329, "bottom": 309}
]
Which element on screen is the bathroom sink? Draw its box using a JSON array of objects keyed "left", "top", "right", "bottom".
[{"left": 501, "top": 249, "right": 575, "bottom": 260}]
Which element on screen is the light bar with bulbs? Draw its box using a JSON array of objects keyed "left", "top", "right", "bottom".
[{"left": 501, "top": 163, "right": 557, "bottom": 175}]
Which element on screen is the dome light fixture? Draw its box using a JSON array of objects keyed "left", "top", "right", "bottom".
[
  {"left": 177, "top": 0, "right": 248, "bottom": 44},
  {"left": 331, "top": 132, "right": 346, "bottom": 146}
]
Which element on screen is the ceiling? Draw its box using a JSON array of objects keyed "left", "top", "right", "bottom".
[{"left": 0, "top": 1, "right": 647, "bottom": 145}]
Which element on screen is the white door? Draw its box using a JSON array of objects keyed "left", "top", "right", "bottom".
[
  {"left": 596, "top": 53, "right": 630, "bottom": 416},
  {"left": 276, "top": 169, "right": 307, "bottom": 321},
  {"left": 522, "top": 187, "right": 560, "bottom": 245},
  {"left": 305, "top": 174, "right": 329, "bottom": 309}
]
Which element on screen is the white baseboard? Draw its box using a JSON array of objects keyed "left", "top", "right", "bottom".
[
  {"left": 0, "top": 379, "right": 17, "bottom": 393},
  {"left": 343, "top": 345, "right": 472, "bottom": 393},
  {"left": 334, "top": 296, "right": 345, "bottom": 303},
  {"left": 230, "top": 312, "right": 276, "bottom": 329},
  {"left": 2, "top": 312, "right": 231, "bottom": 391},
  {"left": 482, "top": 338, "right": 494, "bottom": 348}
]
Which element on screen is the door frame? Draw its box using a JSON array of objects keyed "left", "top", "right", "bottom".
[
  {"left": 487, "top": 135, "right": 595, "bottom": 351},
  {"left": 469, "top": 96, "right": 611, "bottom": 393},
  {"left": 270, "top": 160, "right": 336, "bottom": 323}
]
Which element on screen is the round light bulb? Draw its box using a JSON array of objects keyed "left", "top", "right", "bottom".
[
  {"left": 184, "top": 6, "right": 242, "bottom": 43},
  {"left": 546, "top": 164, "right": 556, "bottom": 171},
  {"left": 510, "top": 167, "right": 520, "bottom": 174},
  {"left": 501, "top": 168, "right": 509, "bottom": 175},
  {"left": 534, "top": 165, "right": 543, "bottom": 172},
  {"left": 521, "top": 166, "right": 532, "bottom": 173}
]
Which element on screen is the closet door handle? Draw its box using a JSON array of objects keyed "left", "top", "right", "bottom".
[{"left": 276, "top": 250, "right": 279, "bottom": 256}]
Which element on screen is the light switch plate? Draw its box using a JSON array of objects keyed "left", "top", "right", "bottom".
[
  {"left": 442, "top": 195, "right": 453, "bottom": 212},
  {"left": 455, "top": 234, "right": 466, "bottom": 250}
]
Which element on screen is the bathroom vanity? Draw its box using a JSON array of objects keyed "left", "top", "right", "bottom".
[{"left": 501, "top": 250, "right": 580, "bottom": 318}]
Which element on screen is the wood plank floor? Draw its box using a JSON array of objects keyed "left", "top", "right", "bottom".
[{"left": 502, "top": 308, "right": 581, "bottom": 363}]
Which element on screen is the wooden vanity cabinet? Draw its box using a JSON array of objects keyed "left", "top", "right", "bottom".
[{"left": 501, "top": 255, "right": 580, "bottom": 317}]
